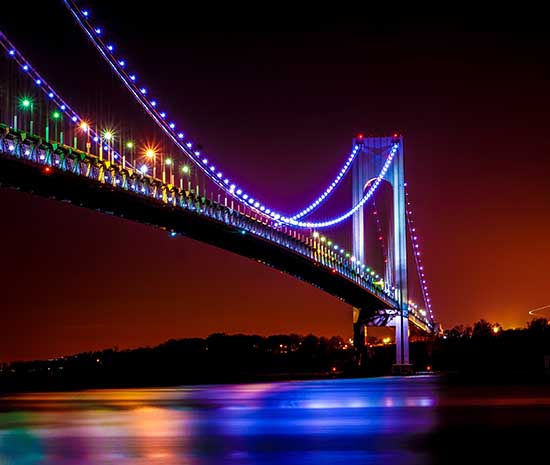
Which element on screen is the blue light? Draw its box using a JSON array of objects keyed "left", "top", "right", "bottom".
[
  {"left": 61, "top": 105, "right": 66, "bottom": 110},
  {"left": 140, "top": 88, "right": 147, "bottom": 94},
  {"left": 160, "top": 112, "right": 166, "bottom": 118},
  {"left": 202, "top": 159, "right": 208, "bottom": 164},
  {"left": 242, "top": 194, "right": 248, "bottom": 200},
  {"left": 169, "top": 122, "right": 175, "bottom": 129},
  {"left": 48, "top": 92, "right": 54, "bottom": 98},
  {"left": 71, "top": 116, "right": 77, "bottom": 122},
  {"left": 8, "top": 50, "right": 15, "bottom": 56},
  {"left": 107, "top": 44, "right": 114, "bottom": 51},
  {"left": 95, "top": 28, "right": 102, "bottom": 34},
  {"left": 130, "top": 75, "right": 136, "bottom": 81},
  {"left": 119, "top": 60, "right": 125, "bottom": 66},
  {"left": 151, "top": 100, "right": 156, "bottom": 106},
  {"left": 186, "top": 142, "right": 192, "bottom": 148},
  {"left": 139, "top": 165, "right": 148, "bottom": 174},
  {"left": 93, "top": 136, "right": 99, "bottom": 142},
  {"left": 209, "top": 166, "right": 215, "bottom": 172},
  {"left": 241, "top": 230, "right": 246, "bottom": 235},
  {"left": 177, "top": 132, "right": 184, "bottom": 138},
  {"left": 217, "top": 172, "right": 223, "bottom": 178},
  {"left": 35, "top": 79, "right": 41, "bottom": 85},
  {"left": 83, "top": 10, "right": 89, "bottom": 16},
  {"left": 170, "top": 231, "right": 177, "bottom": 237},
  {"left": 22, "top": 64, "right": 28, "bottom": 71}
]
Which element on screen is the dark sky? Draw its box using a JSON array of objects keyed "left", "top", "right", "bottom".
[{"left": 1, "top": 2, "right": 549, "bottom": 361}]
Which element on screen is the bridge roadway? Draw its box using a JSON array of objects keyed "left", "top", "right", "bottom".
[{"left": 0, "top": 125, "right": 431, "bottom": 332}]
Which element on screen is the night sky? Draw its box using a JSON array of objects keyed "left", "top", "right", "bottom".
[{"left": 1, "top": 3, "right": 549, "bottom": 361}]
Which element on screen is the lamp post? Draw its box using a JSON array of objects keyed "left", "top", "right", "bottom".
[
  {"left": 180, "top": 164, "right": 190, "bottom": 190},
  {"left": 103, "top": 130, "right": 114, "bottom": 163},
  {"left": 165, "top": 158, "right": 173, "bottom": 185},
  {"left": 125, "top": 141, "right": 134, "bottom": 170},
  {"left": 146, "top": 148, "right": 156, "bottom": 178},
  {"left": 51, "top": 110, "right": 61, "bottom": 143},
  {"left": 19, "top": 97, "right": 34, "bottom": 134}
]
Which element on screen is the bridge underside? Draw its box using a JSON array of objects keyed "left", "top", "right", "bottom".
[{"left": 0, "top": 153, "right": 395, "bottom": 316}]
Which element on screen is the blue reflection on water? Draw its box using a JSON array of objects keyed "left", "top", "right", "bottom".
[{"left": 0, "top": 376, "right": 441, "bottom": 465}]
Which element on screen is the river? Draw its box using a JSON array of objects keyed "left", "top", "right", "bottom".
[{"left": 1, "top": 376, "right": 549, "bottom": 464}]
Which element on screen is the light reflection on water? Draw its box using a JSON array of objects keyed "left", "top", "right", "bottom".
[{"left": 1, "top": 376, "right": 549, "bottom": 464}]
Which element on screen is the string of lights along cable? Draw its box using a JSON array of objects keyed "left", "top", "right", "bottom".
[
  {"left": 405, "top": 185, "right": 434, "bottom": 319},
  {"left": 62, "top": 0, "right": 399, "bottom": 228}
]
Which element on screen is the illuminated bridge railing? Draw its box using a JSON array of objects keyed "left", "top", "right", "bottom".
[{"left": 0, "top": 125, "right": 407, "bottom": 311}]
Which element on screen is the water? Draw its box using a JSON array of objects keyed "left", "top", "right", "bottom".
[{"left": 1, "top": 376, "right": 549, "bottom": 464}]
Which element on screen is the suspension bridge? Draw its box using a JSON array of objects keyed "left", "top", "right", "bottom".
[{"left": 0, "top": 0, "right": 437, "bottom": 370}]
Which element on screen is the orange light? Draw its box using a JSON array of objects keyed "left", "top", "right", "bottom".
[
  {"left": 79, "top": 121, "right": 89, "bottom": 132},
  {"left": 492, "top": 326, "right": 500, "bottom": 334}
]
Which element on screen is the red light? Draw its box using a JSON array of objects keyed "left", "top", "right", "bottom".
[
  {"left": 44, "top": 167, "right": 51, "bottom": 173},
  {"left": 331, "top": 367, "right": 337, "bottom": 372},
  {"left": 357, "top": 133, "right": 364, "bottom": 140},
  {"left": 378, "top": 236, "right": 383, "bottom": 241},
  {"left": 332, "top": 269, "right": 336, "bottom": 273},
  {"left": 426, "top": 365, "right": 432, "bottom": 371},
  {"left": 393, "top": 133, "right": 398, "bottom": 138}
]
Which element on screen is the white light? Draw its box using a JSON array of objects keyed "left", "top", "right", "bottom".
[
  {"left": 169, "top": 123, "right": 175, "bottom": 129},
  {"left": 130, "top": 75, "right": 136, "bottom": 81},
  {"left": 83, "top": 10, "right": 89, "bottom": 16},
  {"left": 22, "top": 64, "right": 28, "bottom": 71},
  {"left": 242, "top": 194, "right": 248, "bottom": 200},
  {"left": 8, "top": 50, "right": 15, "bottom": 56},
  {"left": 140, "top": 88, "right": 147, "bottom": 94},
  {"left": 151, "top": 100, "right": 157, "bottom": 106},
  {"left": 140, "top": 165, "right": 148, "bottom": 174},
  {"left": 107, "top": 44, "right": 114, "bottom": 51},
  {"left": 35, "top": 79, "right": 41, "bottom": 85},
  {"left": 236, "top": 189, "right": 242, "bottom": 195},
  {"left": 61, "top": 105, "right": 66, "bottom": 110},
  {"left": 95, "top": 28, "right": 101, "bottom": 34},
  {"left": 178, "top": 132, "right": 184, "bottom": 138},
  {"left": 48, "top": 92, "right": 54, "bottom": 98},
  {"left": 119, "top": 60, "right": 125, "bottom": 66}
]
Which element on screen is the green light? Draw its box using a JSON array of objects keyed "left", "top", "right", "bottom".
[
  {"left": 19, "top": 96, "right": 33, "bottom": 110},
  {"left": 52, "top": 111, "right": 61, "bottom": 120},
  {"left": 181, "top": 165, "right": 190, "bottom": 174},
  {"left": 165, "top": 158, "right": 172, "bottom": 165},
  {"left": 103, "top": 131, "right": 113, "bottom": 141},
  {"left": 345, "top": 253, "right": 350, "bottom": 258},
  {"left": 126, "top": 141, "right": 134, "bottom": 149}
]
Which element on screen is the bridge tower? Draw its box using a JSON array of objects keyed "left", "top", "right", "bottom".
[{"left": 351, "top": 134, "right": 410, "bottom": 369}]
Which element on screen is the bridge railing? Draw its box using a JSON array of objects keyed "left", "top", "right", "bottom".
[{"left": 0, "top": 125, "right": 406, "bottom": 311}]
